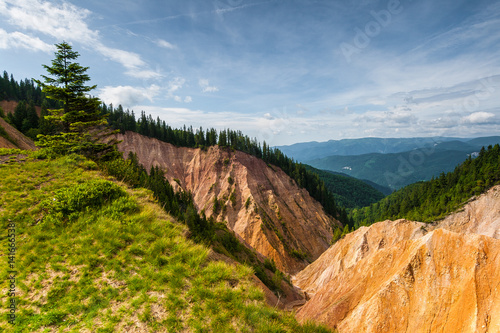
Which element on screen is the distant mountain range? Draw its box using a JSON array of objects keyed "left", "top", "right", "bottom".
[
  {"left": 280, "top": 137, "right": 500, "bottom": 190},
  {"left": 277, "top": 136, "right": 500, "bottom": 162}
]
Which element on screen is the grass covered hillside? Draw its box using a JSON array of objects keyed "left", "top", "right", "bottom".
[{"left": 0, "top": 150, "right": 330, "bottom": 332}]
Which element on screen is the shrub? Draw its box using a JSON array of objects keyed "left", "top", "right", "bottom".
[
  {"left": 212, "top": 196, "right": 221, "bottom": 214},
  {"left": 42, "top": 179, "right": 126, "bottom": 223},
  {"left": 245, "top": 197, "right": 251, "bottom": 210},
  {"left": 290, "top": 249, "right": 308, "bottom": 261},
  {"left": 229, "top": 190, "right": 237, "bottom": 207},
  {"left": 263, "top": 258, "right": 276, "bottom": 272},
  {"left": 219, "top": 231, "right": 240, "bottom": 253},
  {"left": 331, "top": 227, "right": 343, "bottom": 244}
]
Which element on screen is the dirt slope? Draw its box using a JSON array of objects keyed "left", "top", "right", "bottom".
[
  {"left": 0, "top": 117, "right": 36, "bottom": 150},
  {"left": 0, "top": 100, "right": 42, "bottom": 116},
  {"left": 116, "top": 131, "right": 340, "bottom": 274},
  {"left": 294, "top": 185, "right": 500, "bottom": 332}
]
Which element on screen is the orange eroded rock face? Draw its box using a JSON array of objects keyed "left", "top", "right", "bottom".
[
  {"left": 292, "top": 219, "right": 427, "bottom": 296},
  {"left": 294, "top": 188, "right": 500, "bottom": 332},
  {"left": 296, "top": 227, "right": 500, "bottom": 332},
  {"left": 117, "top": 131, "right": 340, "bottom": 274}
]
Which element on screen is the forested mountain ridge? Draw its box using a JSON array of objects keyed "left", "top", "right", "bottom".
[
  {"left": 304, "top": 165, "right": 387, "bottom": 208},
  {"left": 351, "top": 144, "right": 500, "bottom": 227},
  {"left": 277, "top": 136, "right": 500, "bottom": 162},
  {"left": 307, "top": 138, "right": 500, "bottom": 190}
]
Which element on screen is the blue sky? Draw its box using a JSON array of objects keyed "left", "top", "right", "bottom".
[{"left": 1, "top": 0, "right": 500, "bottom": 145}]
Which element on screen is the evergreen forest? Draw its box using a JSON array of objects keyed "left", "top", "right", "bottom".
[{"left": 351, "top": 144, "right": 500, "bottom": 226}]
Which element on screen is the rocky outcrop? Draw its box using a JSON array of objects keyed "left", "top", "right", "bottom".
[
  {"left": 294, "top": 186, "right": 500, "bottom": 332},
  {"left": 117, "top": 131, "right": 340, "bottom": 274}
]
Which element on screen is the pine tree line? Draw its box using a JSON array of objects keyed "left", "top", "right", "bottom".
[{"left": 0, "top": 70, "right": 43, "bottom": 104}]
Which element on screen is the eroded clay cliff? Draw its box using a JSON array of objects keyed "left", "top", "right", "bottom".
[
  {"left": 294, "top": 185, "right": 500, "bottom": 332},
  {"left": 117, "top": 131, "right": 340, "bottom": 274}
]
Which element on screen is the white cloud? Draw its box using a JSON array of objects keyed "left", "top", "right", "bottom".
[
  {"left": 168, "top": 77, "right": 185, "bottom": 94},
  {"left": 0, "top": 28, "right": 54, "bottom": 52},
  {"left": 461, "top": 112, "right": 496, "bottom": 124},
  {"left": 156, "top": 39, "right": 176, "bottom": 49},
  {"left": 99, "top": 84, "right": 160, "bottom": 107},
  {"left": 184, "top": 96, "right": 193, "bottom": 103},
  {"left": 96, "top": 45, "right": 145, "bottom": 69},
  {"left": 95, "top": 44, "right": 161, "bottom": 79},
  {"left": 2, "top": 0, "right": 97, "bottom": 43},
  {"left": 356, "top": 109, "right": 417, "bottom": 126},
  {"left": 0, "top": 0, "right": 159, "bottom": 79},
  {"left": 199, "top": 79, "right": 219, "bottom": 93}
]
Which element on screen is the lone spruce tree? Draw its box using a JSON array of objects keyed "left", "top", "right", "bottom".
[{"left": 35, "top": 42, "right": 118, "bottom": 159}]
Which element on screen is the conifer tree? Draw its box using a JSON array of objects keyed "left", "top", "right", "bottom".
[{"left": 34, "top": 42, "right": 118, "bottom": 159}]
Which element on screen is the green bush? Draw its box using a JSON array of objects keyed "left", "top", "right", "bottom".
[
  {"left": 42, "top": 179, "right": 126, "bottom": 223},
  {"left": 290, "top": 248, "right": 308, "bottom": 261},
  {"left": 263, "top": 258, "right": 277, "bottom": 272},
  {"left": 219, "top": 231, "right": 241, "bottom": 253},
  {"left": 245, "top": 197, "right": 251, "bottom": 210},
  {"left": 229, "top": 190, "right": 237, "bottom": 207}
]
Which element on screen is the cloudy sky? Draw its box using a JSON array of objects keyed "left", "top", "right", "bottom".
[{"left": 1, "top": 0, "right": 500, "bottom": 145}]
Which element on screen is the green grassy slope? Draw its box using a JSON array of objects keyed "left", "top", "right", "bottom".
[{"left": 0, "top": 151, "right": 330, "bottom": 332}]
